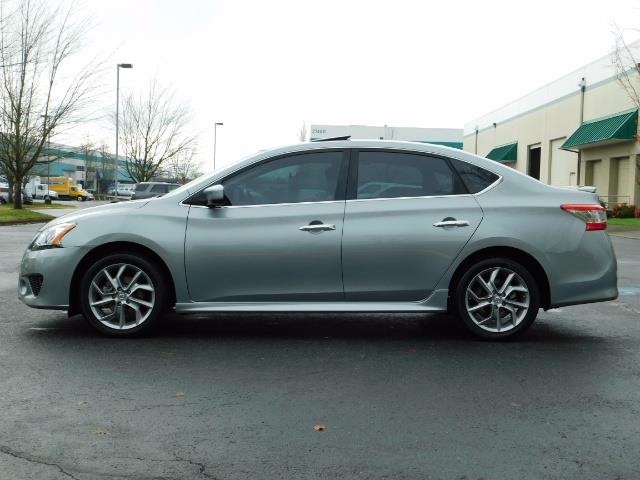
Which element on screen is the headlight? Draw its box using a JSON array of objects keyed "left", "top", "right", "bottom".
[{"left": 30, "top": 222, "right": 76, "bottom": 250}]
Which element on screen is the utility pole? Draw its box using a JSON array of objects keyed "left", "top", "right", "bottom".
[
  {"left": 115, "top": 63, "right": 133, "bottom": 200},
  {"left": 41, "top": 114, "right": 51, "bottom": 204},
  {"left": 213, "top": 122, "right": 223, "bottom": 170},
  {"left": 577, "top": 77, "right": 586, "bottom": 185}
]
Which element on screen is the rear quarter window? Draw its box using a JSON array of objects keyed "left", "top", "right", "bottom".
[{"left": 450, "top": 159, "right": 499, "bottom": 194}]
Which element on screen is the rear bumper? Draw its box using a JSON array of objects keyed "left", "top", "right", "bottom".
[
  {"left": 18, "top": 246, "right": 88, "bottom": 310},
  {"left": 547, "top": 231, "right": 618, "bottom": 308}
]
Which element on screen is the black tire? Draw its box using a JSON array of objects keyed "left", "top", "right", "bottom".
[
  {"left": 80, "top": 253, "right": 168, "bottom": 337},
  {"left": 453, "top": 257, "right": 540, "bottom": 341},
  {"left": 77, "top": 196, "right": 84, "bottom": 202}
]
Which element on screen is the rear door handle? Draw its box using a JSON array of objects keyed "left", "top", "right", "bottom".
[
  {"left": 433, "top": 220, "right": 470, "bottom": 228},
  {"left": 299, "top": 223, "right": 336, "bottom": 232}
]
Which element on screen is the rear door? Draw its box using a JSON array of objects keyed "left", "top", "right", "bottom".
[{"left": 342, "top": 149, "right": 484, "bottom": 301}]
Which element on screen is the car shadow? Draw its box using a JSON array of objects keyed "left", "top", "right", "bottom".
[{"left": 25, "top": 310, "right": 609, "bottom": 347}]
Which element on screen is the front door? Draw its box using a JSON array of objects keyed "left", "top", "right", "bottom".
[
  {"left": 184, "top": 150, "right": 348, "bottom": 302},
  {"left": 342, "top": 150, "right": 484, "bottom": 301}
]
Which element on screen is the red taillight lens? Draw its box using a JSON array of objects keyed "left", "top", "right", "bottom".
[{"left": 560, "top": 204, "right": 607, "bottom": 231}]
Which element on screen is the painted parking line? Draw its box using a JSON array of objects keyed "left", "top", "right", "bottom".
[{"left": 618, "top": 287, "right": 640, "bottom": 296}]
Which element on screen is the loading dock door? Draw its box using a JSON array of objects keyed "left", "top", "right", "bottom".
[
  {"left": 528, "top": 146, "right": 541, "bottom": 180},
  {"left": 550, "top": 138, "right": 575, "bottom": 185}
]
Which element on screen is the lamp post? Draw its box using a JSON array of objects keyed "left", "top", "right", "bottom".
[
  {"left": 40, "top": 114, "right": 51, "bottom": 204},
  {"left": 115, "top": 63, "right": 133, "bottom": 200},
  {"left": 213, "top": 122, "right": 223, "bottom": 170}
]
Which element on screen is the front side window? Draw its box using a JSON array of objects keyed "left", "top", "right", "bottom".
[
  {"left": 356, "top": 151, "right": 466, "bottom": 200},
  {"left": 221, "top": 151, "right": 345, "bottom": 206},
  {"left": 150, "top": 184, "right": 165, "bottom": 193}
]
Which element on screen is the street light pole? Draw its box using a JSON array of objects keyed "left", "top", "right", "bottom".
[
  {"left": 213, "top": 122, "right": 223, "bottom": 170},
  {"left": 115, "top": 63, "right": 133, "bottom": 200},
  {"left": 40, "top": 114, "right": 51, "bottom": 204}
]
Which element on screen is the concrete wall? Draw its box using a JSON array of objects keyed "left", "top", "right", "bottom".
[{"left": 463, "top": 73, "right": 640, "bottom": 206}]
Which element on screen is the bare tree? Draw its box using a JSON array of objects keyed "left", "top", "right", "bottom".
[
  {"left": 98, "top": 141, "right": 113, "bottom": 194},
  {"left": 163, "top": 147, "right": 200, "bottom": 184},
  {"left": 78, "top": 137, "right": 97, "bottom": 191},
  {"left": 0, "top": 0, "right": 103, "bottom": 208},
  {"left": 298, "top": 121, "right": 307, "bottom": 142},
  {"left": 118, "top": 80, "right": 196, "bottom": 182},
  {"left": 613, "top": 29, "right": 640, "bottom": 190}
]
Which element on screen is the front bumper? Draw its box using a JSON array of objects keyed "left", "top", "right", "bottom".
[{"left": 18, "top": 246, "right": 88, "bottom": 310}]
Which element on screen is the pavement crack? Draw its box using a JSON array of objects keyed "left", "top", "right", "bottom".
[
  {"left": 0, "top": 444, "right": 80, "bottom": 480},
  {"left": 172, "top": 457, "right": 218, "bottom": 480}
]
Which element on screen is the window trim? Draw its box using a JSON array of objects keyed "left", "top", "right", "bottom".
[
  {"left": 183, "top": 149, "right": 349, "bottom": 207},
  {"left": 347, "top": 148, "right": 471, "bottom": 201}
]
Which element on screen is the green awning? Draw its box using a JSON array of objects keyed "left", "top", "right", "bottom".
[
  {"left": 486, "top": 142, "right": 517, "bottom": 163},
  {"left": 562, "top": 109, "right": 638, "bottom": 150}
]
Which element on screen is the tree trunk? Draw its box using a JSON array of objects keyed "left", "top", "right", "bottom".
[{"left": 13, "top": 176, "right": 23, "bottom": 209}]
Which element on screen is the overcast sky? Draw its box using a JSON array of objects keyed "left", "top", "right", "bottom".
[{"left": 61, "top": 0, "right": 640, "bottom": 172}]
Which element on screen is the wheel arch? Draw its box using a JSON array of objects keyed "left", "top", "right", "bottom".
[
  {"left": 447, "top": 246, "right": 551, "bottom": 310},
  {"left": 68, "top": 241, "right": 177, "bottom": 316}
]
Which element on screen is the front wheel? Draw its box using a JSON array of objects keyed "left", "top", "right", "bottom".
[
  {"left": 454, "top": 257, "right": 540, "bottom": 340},
  {"left": 77, "top": 196, "right": 85, "bottom": 202},
  {"left": 80, "top": 253, "right": 168, "bottom": 337}
]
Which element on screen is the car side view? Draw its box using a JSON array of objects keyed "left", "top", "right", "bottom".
[{"left": 18, "top": 140, "right": 618, "bottom": 340}]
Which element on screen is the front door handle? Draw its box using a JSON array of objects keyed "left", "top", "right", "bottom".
[
  {"left": 299, "top": 223, "right": 336, "bottom": 232},
  {"left": 433, "top": 219, "right": 470, "bottom": 228}
]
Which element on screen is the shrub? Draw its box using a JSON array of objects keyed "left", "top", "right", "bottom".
[{"left": 612, "top": 204, "right": 636, "bottom": 218}]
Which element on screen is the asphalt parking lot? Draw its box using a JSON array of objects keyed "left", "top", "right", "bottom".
[{"left": 0, "top": 223, "right": 639, "bottom": 480}]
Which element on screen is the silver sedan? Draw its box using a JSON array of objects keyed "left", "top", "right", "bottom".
[{"left": 18, "top": 140, "right": 617, "bottom": 340}]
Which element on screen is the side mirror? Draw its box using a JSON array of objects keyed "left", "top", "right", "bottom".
[{"left": 204, "top": 184, "right": 225, "bottom": 207}]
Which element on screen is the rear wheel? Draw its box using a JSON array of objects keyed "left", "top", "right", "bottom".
[
  {"left": 454, "top": 257, "right": 540, "bottom": 340},
  {"left": 80, "top": 253, "right": 168, "bottom": 337}
]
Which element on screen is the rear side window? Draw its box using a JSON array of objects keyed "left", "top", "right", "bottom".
[
  {"left": 450, "top": 159, "right": 499, "bottom": 194},
  {"left": 355, "top": 151, "right": 466, "bottom": 199},
  {"left": 150, "top": 184, "right": 165, "bottom": 193}
]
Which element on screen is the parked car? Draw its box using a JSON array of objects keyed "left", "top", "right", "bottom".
[
  {"left": 131, "top": 182, "right": 180, "bottom": 200},
  {"left": 18, "top": 140, "right": 618, "bottom": 339},
  {"left": 21, "top": 189, "right": 33, "bottom": 205},
  {"left": 0, "top": 185, "right": 33, "bottom": 205},
  {"left": 109, "top": 186, "right": 135, "bottom": 197}
]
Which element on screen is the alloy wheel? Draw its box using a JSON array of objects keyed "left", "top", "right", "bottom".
[
  {"left": 88, "top": 263, "right": 155, "bottom": 330},
  {"left": 464, "top": 266, "right": 530, "bottom": 333}
]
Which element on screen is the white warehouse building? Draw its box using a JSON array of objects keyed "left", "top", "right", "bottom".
[
  {"left": 310, "top": 124, "right": 463, "bottom": 149},
  {"left": 464, "top": 41, "right": 640, "bottom": 207}
]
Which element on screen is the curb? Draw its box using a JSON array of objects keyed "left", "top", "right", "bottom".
[
  {"left": 609, "top": 233, "right": 640, "bottom": 240},
  {"left": 0, "top": 218, "right": 52, "bottom": 226}
]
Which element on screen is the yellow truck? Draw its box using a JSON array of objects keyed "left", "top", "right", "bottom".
[{"left": 42, "top": 177, "right": 93, "bottom": 201}]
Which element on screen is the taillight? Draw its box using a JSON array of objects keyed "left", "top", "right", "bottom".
[{"left": 560, "top": 204, "right": 607, "bottom": 231}]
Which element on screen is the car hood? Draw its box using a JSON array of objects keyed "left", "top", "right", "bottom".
[{"left": 45, "top": 199, "right": 150, "bottom": 227}]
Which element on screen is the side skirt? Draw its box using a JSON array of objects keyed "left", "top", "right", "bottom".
[{"left": 175, "top": 289, "right": 450, "bottom": 314}]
